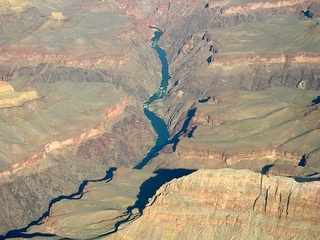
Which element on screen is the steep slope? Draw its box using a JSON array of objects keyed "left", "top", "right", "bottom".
[
  {"left": 147, "top": 87, "right": 320, "bottom": 177},
  {"left": 152, "top": 1, "right": 320, "bottom": 136},
  {"left": 24, "top": 168, "right": 155, "bottom": 239},
  {"left": 0, "top": 81, "right": 155, "bottom": 234},
  {"left": 0, "top": 0, "right": 161, "bottom": 99},
  {"left": 0, "top": 0, "right": 159, "bottom": 234},
  {"left": 143, "top": 0, "right": 320, "bottom": 176},
  {"left": 6, "top": 168, "right": 195, "bottom": 239},
  {"left": 1, "top": 0, "right": 320, "bottom": 237},
  {"left": 117, "top": 169, "right": 320, "bottom": 240}
]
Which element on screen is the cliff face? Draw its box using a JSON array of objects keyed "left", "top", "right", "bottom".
[
  {"left": 143, "top": 0, "right": 320, "bottom": 177},
  {"left": 106, "top": 0, "right": 202, "bottom": 39},
  {"left": 147, "top": 87, "right": 320, "bottom": 179},
  {"left": 24, "top": 168, "right": 155, "bottom": 239},
  {"left": 0, "top": 0, "right": 161, "bottom": 100},
  {"left": 1, "top": 0, "right": 320, "bottom": 238},
  {"left": 0, "top": 0, "right": 159, "bottom": 234},
  {"left": 117, "top": 169, "right": 320, "bottom": 240},
  {"left": 150, "top": 0, "right": 320, "bottom": 138},
  {"left": 13, "top": 167, "right": 197, "bottom": 239},
  {"left": 0, "top": 83, "right": 155, "bottom": 233}
]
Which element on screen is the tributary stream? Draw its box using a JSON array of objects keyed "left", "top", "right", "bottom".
[{"left": 4, "top": 27, "right": 173, "bottom": 238}]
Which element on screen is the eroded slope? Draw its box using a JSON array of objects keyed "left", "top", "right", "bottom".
[
  {"left": 117, "top": 169, "right": 320, "bottom": 240},
  {"left": 0, "top": 0, "right": 160, "bottom": 234},
  {"left": 148, "top": 88, "right": 320, "bottom": 178},
  {"left": 1, "top": 0, "right": 320, "bottom": 238}
]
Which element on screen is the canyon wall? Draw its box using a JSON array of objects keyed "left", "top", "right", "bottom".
[
  {"left": 0, "top": 98, "right": 155, "bottom": 234},
  {"left": 149, "top": 1, "right": 320, "bottom": 137},
  {"left": 0, "top": 0, "right": 159, "bottom": 234},
  {"left": 0, "top": 0, "right": 319, "bottom": 237},
  {"left": 146, "top": 88, "right": 320, "bottom": 179},
  {"left": 117, "top": 168, "right": 320, "bottom": 240}
]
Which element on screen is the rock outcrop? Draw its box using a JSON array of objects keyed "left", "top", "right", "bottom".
[
  {"left": 0, "top": 81, "right": 39, "bottom": 109},
  {"left": 149, "top": 0, "right": 320, "bottom": 139},
  {"left": 24, "top": 168, "right": 155, "bottom": 239},
  {"left": 1, "top": 0, "right": 320, "bottom": 238},
  {"left": 0, "top": 82, "right": 155, "bottom": 234},
  {"left": 0, "top": 0, "right": 161, "bottom": 100},
  {"left": 8, "top": 167, "right": 196, "bottom": 239},
  {"left": 117, "top": 169, "right": 320, "bottom": 240},
  {"left": 0, "top": 0, "right": 160, "bottom": 234},
  {"left": 147, "top": 88, "right": 320, "bottom": 178}
]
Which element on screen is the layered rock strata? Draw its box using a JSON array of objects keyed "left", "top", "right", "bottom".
[
  {"left": 0, "top": 0, "right": 159, "bottom": 234},
  {"left": 149, "top": 1, "right": 320, "bottom": 137},
  {"left": 117, "top": 169, "right": 320, "bottom": 240},
  {"left": 11, "top": 167, "right": 196, "bottom": 239},
  {"left": 0, "top": 82, "right": 155, "bottom": 234},
  {"left": 147, "top": 88, "right": 320, "bottom": 177},
  {"left": 0, "top": 0, "right": 161, "bottom": 100},
  {"left": 1, "top": 0, "right": 320, "bottom": 237},
  {"left": 0, "top": 81, "right": 39, "bottom": 109},
  {"left": 24, "top": 168, "right": 155, "bottom": 239}
]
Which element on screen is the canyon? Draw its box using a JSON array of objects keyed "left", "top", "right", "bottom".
[
  {"left": 117, "top": 169, "right": 320, "bottom": 240},
  {"left": 1, "top": 0, "right": 320, "bottom": 239}
]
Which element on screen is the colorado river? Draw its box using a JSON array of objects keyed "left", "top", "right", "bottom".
[
  {"left": 4, "top": 27, "right": 172, "bottom": 238},
  {"left": 134, "top": 28, "right": 171, "bottom": 169}
]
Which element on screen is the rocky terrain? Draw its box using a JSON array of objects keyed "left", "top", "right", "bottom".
[
  {"left": 1, "top": 0, "right": 320, "bottom": 239},
  {"left": 116, "top": 169, "right": 320, "bottom": 240},
  {"left": 147, "top": 87, "right": 320, "bottom": 177},
  {"left": 156, "top": 1, "right": 320, "bottom": 134},
  {"left": 12, "top": 168, "right": 320, "bottom": 239},
  {"left": 25, "top": 168, "right": 155, "bottom": 239},
  {"left": 0, "top": 0, "right": 159, "bottom": 233},
  {"left": 0, "top": 81, "right": 39, "bottom": 109}
]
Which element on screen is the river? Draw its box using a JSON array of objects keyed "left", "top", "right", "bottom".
[
  {"left": 4, "top": 27, "right": 172, "bottom": 238},
  {"left": 134, "top": 27, "right": 171, "bottom": 169}
]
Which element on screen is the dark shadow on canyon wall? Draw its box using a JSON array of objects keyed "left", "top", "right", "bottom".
[
  {"left": 294, "top": 176, "right": 320, "bottom": 182},
  {"left": 4, "top": 167, "right": 117, "bottom": 239},
  {"left": 298, "top": 154, "right": 308, "bottom": 167},
  {"left": 130, "top": 168, "right": 196, "bottom": 214},
  {"left": 100, "top": 168, "right": 196, "bottom": 238},
  {"left": 312, "top": 96, "right": 320, "bottom": 105},
  {"left": 2, "top": 232, "right": 59, "bottom": 239},
  {"left": 171, "top": 108, "right": 196, "bottom": 151},
  {"left": 261, "top": 164, "right": 274, "bottom": 175},
  {"left": 198, "top": 96, "right": 211, "bottom": 103}
]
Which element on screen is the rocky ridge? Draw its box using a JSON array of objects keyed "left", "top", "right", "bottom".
[
  {"left": 0, "top": 0, "right": 320, "bottom": 238},
  {"left": 154, "top": 1, "right": 320, "bottom": 134},
  {"left": 147, "top": 87, "right": 320, "bottom": 178},
  {"left": 24, "top": 168, "right": 155, "bottom": 239},
  {"left": 117, "top": 169, "right": 320, "bottom": 240},
  {"left": 0, "top": 81, "right": 39, "bottom": 109},
  {"left": 0, "top": 0, "right": 159, "bottom": 234},
  {"left": 0, "top": 82, "right": 155, "bottom": 233}
]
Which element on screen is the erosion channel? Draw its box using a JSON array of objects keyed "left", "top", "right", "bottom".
[
  {"left": 4, "top": 27, "right": 172, "bottom": 238},
  {"left": 135, "top": 27, "right": 171, "bottom": 169}
]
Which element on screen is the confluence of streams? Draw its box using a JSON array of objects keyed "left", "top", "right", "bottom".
[{"left": 4, "top": 27, "right": 171, "bottom": 238}]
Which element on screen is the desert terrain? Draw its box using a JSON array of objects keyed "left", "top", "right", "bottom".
[{"left": 0, "top": 0, "right": 319, "bottom": 239}]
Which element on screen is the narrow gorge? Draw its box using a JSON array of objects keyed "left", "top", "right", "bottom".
[
  {"left": 4, "top": 27, "right": 180, "bottom": 238},
  {"left": 0, "top": 0, "right": 320, "bottom": 239},
  {"left": 134, "top": 28, "right": 171, "bottom": 169}
]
